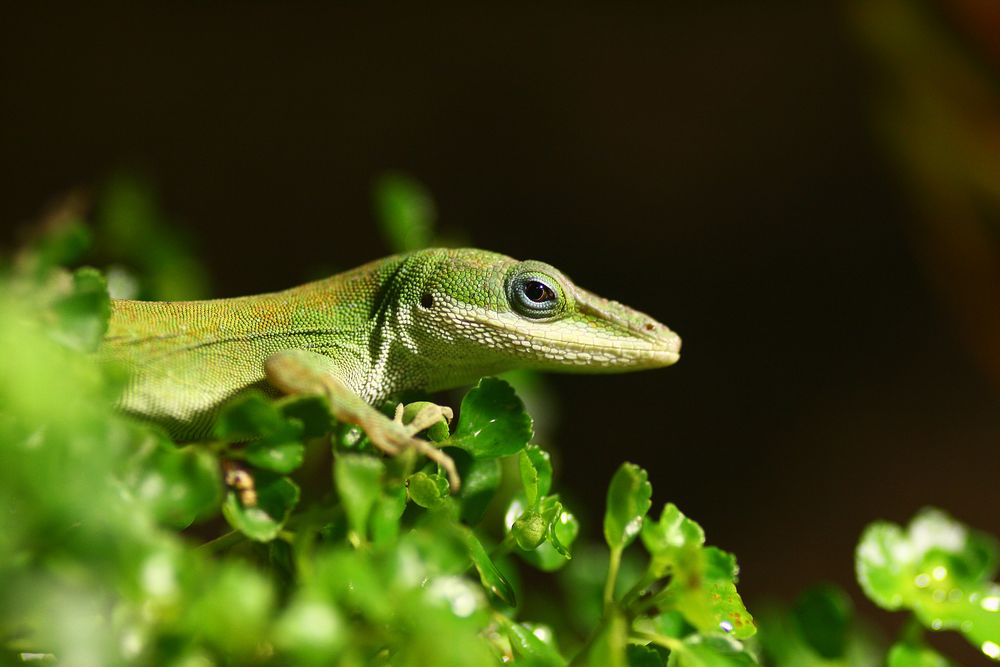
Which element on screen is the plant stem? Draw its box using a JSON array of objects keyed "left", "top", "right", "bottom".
[{"left": 604, "top": 546, "right": 623, "bottom": 610}]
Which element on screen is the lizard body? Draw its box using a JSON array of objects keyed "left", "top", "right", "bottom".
[{"left": 101, "top": 248, "right": 680, "bottom": 486}]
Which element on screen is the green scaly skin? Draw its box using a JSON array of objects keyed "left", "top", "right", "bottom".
[{"left": 101, "top": 248, "right": 681, "bottom": 488}]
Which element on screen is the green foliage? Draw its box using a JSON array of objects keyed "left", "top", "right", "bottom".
[
  {"left": 374, "top": 171, "right": 437, "bottom": 253},
  {"left": 0, "top": 215, "right": 766, "bottom": 666},
  {"left": 857, "top": 507, "right": 1000, "bottom": 661},
  {"left": 754, "top": 585, "right": 882, "bottom": 667},
  {"left": 6, "top": 182, "right": 1000, "bottom": 666}
]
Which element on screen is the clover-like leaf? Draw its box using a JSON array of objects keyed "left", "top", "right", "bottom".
[
  {"left": 214, "top": 391, "right": 310, "bottom": 473},
  {"left": 407, "top": 471, "right": 450, "bottom": 510},
  {"left": 856, "top": 508, "right": 1000, "bottom": 660},
  {"left": 222, "top": 473, "right": 300, "bottom": 541},
  {"left": 520, "top": 444, "right": 553, "bottom": 507},
  {"left": 447, "top": 377, "right": 533, "bottom": 459},
  {"left": 641, "top": 503, "right": 705, "bottom": 577},
  {"left": 604, "top": 463, "right": 652, "bottom": 550},
  {"left": 654, "top": 547, "right": 755, "bottom": 641},
  {"left": 335, "top": 454, "right": 385, "bottom": 540}
]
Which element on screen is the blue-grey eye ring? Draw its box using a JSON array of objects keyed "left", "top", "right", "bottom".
[{"left": 507, "top": 272, "right": 561, "bottom": 319}]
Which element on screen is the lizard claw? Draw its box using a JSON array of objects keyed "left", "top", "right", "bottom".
[
  {"left": 388, "top": 402, "right": 459, "bottom": 492},
  {"left": 393, "top": 402, "right": 454, "bottom": 436}
]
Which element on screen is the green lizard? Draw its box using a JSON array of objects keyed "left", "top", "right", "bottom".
[{"left": 101, "top": 248, "right": 681, "bottom": 489}]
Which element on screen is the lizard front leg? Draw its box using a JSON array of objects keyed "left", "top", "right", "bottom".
[{"left": 264, "top": 349, "right": 460, "bottom": 491}]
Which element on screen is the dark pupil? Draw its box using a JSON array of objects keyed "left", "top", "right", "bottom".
[{"left": 523, "top": 280, "right": 554, "bottom": 303}]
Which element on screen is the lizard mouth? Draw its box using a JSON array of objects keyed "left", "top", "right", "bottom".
[{"left": 456, "top": 310, "right": 681, "bottom": 370}]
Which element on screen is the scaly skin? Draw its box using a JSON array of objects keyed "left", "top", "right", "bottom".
[{"left": 101, "top": 248, "right": 681, "bottom": 487}]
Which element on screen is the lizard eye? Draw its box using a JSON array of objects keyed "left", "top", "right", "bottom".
[
  {"left": 522, "top": 280, "right": 556, "bottom": 304},
  {"left": 507, "top": 270, "right": 564, "bottom": 319}
]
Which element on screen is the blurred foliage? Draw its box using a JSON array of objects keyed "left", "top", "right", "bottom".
[
  {"left": 851, "top": 0, "right": 1000, "bottom": 390},
  {"left": 0, "top": 178, "right": 757, "bottom": 665},
  {"left": 94, "top": 173, "right": 209, "bottom": 301},
  {"left": 3, "top": 174, "right": 1000, "bottom": 664}
]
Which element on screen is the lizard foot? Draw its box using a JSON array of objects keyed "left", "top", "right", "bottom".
[
  {"left": 264, "top": 349, "right": 461, "bottom": 492},
  {"left": 392, "top": 402, "right": 454, "bottom": 435},
  {"left": 389, "top": 402, "right": 458, "bottom": 491}
]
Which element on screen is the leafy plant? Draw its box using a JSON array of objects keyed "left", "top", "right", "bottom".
[{"left": 2, "top": 175, "right": 999, "bottom": 665}]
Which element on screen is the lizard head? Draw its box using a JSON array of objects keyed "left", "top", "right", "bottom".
[{"left": 402, "top": 248, "right": 680, "bottom": 382}]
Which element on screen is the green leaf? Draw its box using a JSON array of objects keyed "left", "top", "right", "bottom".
[
  {"left": 183, "top": 562, "right": 274, "bottom": 656},
  {"left": 688, "top": 548, "right": 756, "bottom": 640},
  {"left": 374, "top": 172, "right": 436, "bottom": 252},
  {"left": 857, "top": 508, "right": 1000, "bottom": 660},
  {"left": 277, "top": 394, "right": 333, "bottom": 438},
  {"left": 244, "top": 440, "right": 305, "bottom": 474},
  {"left": 792, "top": 584, "right": 853, "bottom": 659},
  {"left": 626, "top": 644, "right": 668, "bottom": 667},
  {"left": 371, "top": 484, "right": 407, "bottom": 545},
  {"left": 887, "top": 642, "right": 957, "bottom": 667},
  {"left": 463, "top": 528, "right": 516, "bottom": 606},
  {"left": 641, "top": 503, "right": 705, "bottom": 577},
  {"left": 222, "top": 473, "right": 300, "bottom": 541},
  {"left": 520, "top": 444, "right": 553, "bottom": 507},
  {"left": 447, "top": 377, "right": 533, "bottom": 459},
  {"left": 604, "top": 463, "right": 652, "bottom": 550},
  {"left": 407, "top": 471, "right": 450, "bottom": 510},
  {"left": 637, "top": 504, "right": 755, "bottom": 640},
  {"left": 457, "top": 455, "right": 502, "bottom": 524},
  {"left": 335, "top": 454, "right": 385, "bottom": 540},
  {"left": 214, "top": 390, "right": 296, "bottom": 441},
  {"left": 522, "top": 505, "right": 580, "bottom": 571},
  {"left": 273, "top": 594, "right": 347, "bottom": 665},
  {"left": 666, "top": 635, "right": 758, "bottom": 667},
  {"left": 213, "top": 391, "right": 309, "bottom": 473},
  {"left": 49, "top": 267, "right": 111, "bottom": 352},
  {"left": 540, "top": 495, "right": 575, "bottom": 558},
  {"left": 500, "top": 617, "right": 565, "bottom": 667},
  {"left": 125, "top": 433, "right": 222, "bottom": 528}
]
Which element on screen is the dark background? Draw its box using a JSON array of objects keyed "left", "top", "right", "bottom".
[{"left": 3, "top": 0, "right": 999, "bottom": 648}]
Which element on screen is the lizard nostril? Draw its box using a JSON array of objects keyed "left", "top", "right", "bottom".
[
  {"left": 420, "top": 293, "right": 434, "bottom": 309},
  {"left": 644, "top": 322, "right": 655, "bottom": 332}
]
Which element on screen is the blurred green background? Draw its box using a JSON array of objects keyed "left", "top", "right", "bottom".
[{"left": 3, "top": 1, "right": 1000, "bottom": 660}]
